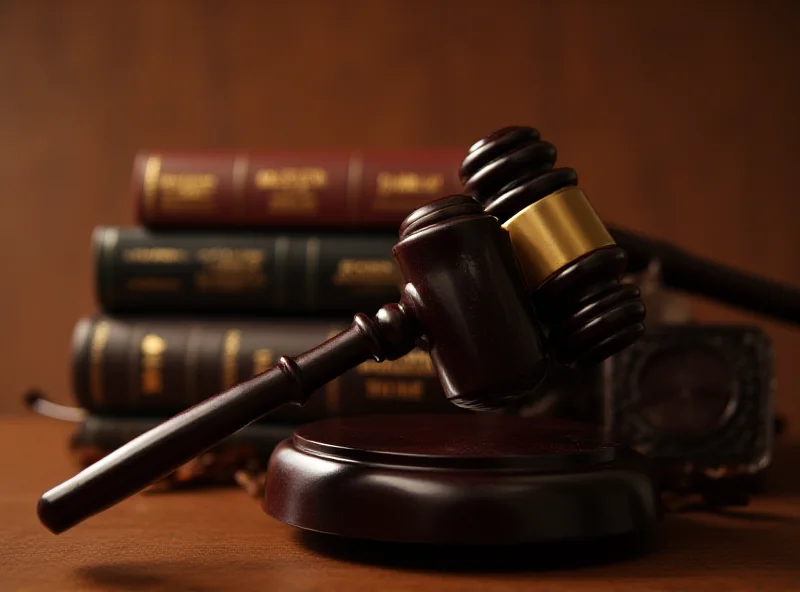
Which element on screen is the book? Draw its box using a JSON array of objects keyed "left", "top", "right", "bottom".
[
  {"left": 132, "top": 149, "right": 464, "bottom": 229},
  {"left": 93, "top": 226, "right": 401, "bottom": 315},
  {"left": 72, "top": 316, "right": 457, "bottom": 422}
]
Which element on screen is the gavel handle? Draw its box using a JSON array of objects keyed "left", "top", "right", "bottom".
[
  {"left": 609, "top": 225, "right": 800, "bottom": 326},
  {"left": 37, "top": 317, "right": 402, "bottom": 535}
]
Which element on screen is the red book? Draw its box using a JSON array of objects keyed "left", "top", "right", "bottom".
[{"left": 132, "top": 150, "right": 465, "bottom": 229}]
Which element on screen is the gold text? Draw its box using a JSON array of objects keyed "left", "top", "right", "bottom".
[
  {"left": 376, "top": 172, "right": 444, "bottom": 196},
  {"left": 357, "top": 350, "right": 434, "bottom": 376},
  {"left": 122, "top": 248, "right": 190, "bottom": 264},
  {"left": 332, "top": 258, "right": 399, "bottom": 287}
]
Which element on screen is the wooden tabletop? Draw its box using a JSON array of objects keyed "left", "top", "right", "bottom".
[{"left": 3, "top": 415, "right": 800, "bottom": 591}]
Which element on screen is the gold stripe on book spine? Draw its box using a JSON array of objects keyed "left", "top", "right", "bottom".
[
  {"left": 221, "top": 329, "right": 242, "bottom": 390},
  {"left": 99, "top": 228, "right": 119, "bottom": 307},
  {"left": 142, "top": 156, "right": 162, "bottom": 216},
  {"left": 89, "top": 321, "right": 110, "bottom": 405}
]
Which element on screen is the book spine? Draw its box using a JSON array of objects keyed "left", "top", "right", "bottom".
[
  {"left": 72, "top": 316, "right": 455, "bottom": 422},
  {"left": 93, "top": 227, "right": 401, "bottom": 315},
  {"left": 132, "top": 150, "right": 465, "bottom": 229}
]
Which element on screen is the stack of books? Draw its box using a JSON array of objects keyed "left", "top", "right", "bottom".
[{"left": 68, "top": 146, "right": 470, "bottom": 486}]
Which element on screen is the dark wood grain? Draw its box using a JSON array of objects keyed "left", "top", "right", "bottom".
[
  {"left": 1, "top": 0, "right": 800, "bottom": 443},
  {"left": 4, "top": 416, "right": 800, "bottom": 591}
]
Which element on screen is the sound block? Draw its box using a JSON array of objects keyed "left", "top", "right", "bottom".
[{"left": 263, "top": 414, "right": 660, "bottom": 545}]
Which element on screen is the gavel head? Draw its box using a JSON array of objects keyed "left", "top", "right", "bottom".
[
  {"left": 391, "top": 195, "right": 550, "bottom": 411},
  {"left": 459, "top": 126, "right": 646, "bottom": 366}
]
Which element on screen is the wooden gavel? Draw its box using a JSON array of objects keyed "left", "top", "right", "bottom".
[{"left": 37, "top": 126, "right": 648, "bottom": 534}]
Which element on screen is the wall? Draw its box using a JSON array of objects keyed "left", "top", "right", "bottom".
[{"left": 1, "top": 0, "right": 799, "bottom": 436}]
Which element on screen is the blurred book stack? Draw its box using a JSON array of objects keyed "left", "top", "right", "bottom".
[{"left": 68, "top": 147, "right": 470, "bottom": 487}]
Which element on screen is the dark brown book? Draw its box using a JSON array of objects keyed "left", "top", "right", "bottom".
[
  {"left": 93, "top": 226, "right": 401, "bottom": 315},
  {"left": 72, "top": 316, "right": 456, "bottom": 422},
  {"left": 132, "top": 149, "right": 464, "bottom": 229}
]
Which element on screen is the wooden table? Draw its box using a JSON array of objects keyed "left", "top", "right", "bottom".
[{"left": 3, "top": 415, "right": 800, "bottom": 591}]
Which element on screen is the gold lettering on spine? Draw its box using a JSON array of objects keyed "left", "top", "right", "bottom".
[
  {"left": 194, "top": 248, "right": 267, "bottom": 293},
  {"left": 347, "top": 154, "right": 364, "bottom": 220},
  {"left": 306, "top": 237, "right": 320, "bottom": 307},
  {"left": 332, "top": 259, "right": 399, "bottom": 287},
  {"left": 256, "top": 167, "right": 326, "bottom": 213},
  {"left": 222, "top": 330, "right": 242, "bottom": 390},
  {"left": 376, "top": 172, "right": 444, "bottom": 196},
  {"left": 140, "top": 334, "right": 166, "bottom": 395},
  {"left": 255, "top": 167, "right": 328, "bottom": 190},
  {"left": 372, "top": 171, "right": 445, "bottom": 213},
  {"left": 158, "top": 173, "right": 218, "bottom": 211},
  {"left": 142, "top": 156, "right": 162, "bottom": 215},
  {"left": 357, "top": 350, "right": 434, "bottom": 376},
  {"left": 122, "top": 248, "right": 189, "bottom": 264},
  {"left": 89, "top": 321, "right": 111, "bottom": 405},
  {"left": 252, "top": 348, "right": 273, "bottom": 375}
]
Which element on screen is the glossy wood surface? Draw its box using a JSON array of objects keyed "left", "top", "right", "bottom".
[
  {"left": 459, "top": 126, "right": 647, "bottom": 364},
  {"left": 288, "top": 414, "right": 614, "bottom": 462},
  {"left": 265, "top": 414, "right": 659, "bottom": 544},
  {"left": 5, "top": 416, "right": 800, "bottom": 591},
  {"left": 393, "top": 197, "right": 549, "bottom": 410}
]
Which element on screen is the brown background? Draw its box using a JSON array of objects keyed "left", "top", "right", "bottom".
[{"left": 1, "top": 0, "right": 799, "bottom": 436}]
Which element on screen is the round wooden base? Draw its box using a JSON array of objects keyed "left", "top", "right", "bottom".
[{"left": 263, "top": 414, "right": 661, "bottom": 545}]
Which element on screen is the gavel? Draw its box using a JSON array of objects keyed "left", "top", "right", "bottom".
[
  {"left": 37, "top": 126, "right": 647, "bottom": 535},
  {"left": 468, "top": 128, "right": 800, "bottom": 327}
]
